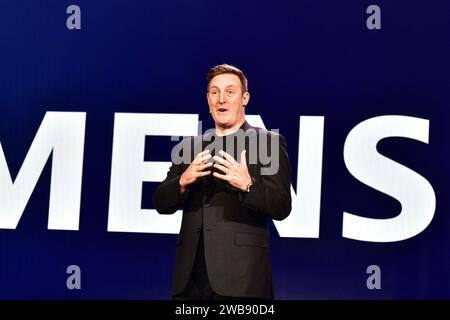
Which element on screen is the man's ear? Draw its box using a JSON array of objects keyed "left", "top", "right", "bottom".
[{"left": 242, "top": 91, "right": 250, "bottom": 107}]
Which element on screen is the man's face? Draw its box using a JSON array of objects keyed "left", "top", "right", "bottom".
[{"left": 207, "top": 73, "right": 250, "bottom": 129}]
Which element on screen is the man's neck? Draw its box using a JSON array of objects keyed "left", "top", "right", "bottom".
[{"left": 215, "top": 119, "right": 246, "bottom": 137}]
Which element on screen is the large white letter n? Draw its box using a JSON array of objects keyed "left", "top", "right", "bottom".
[{"left": 0, "top": 112, "right": 86, "bottom": 230}]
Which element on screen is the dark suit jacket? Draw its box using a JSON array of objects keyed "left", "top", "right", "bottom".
[{"left": 153, "top": 121, "right": 292, "bottom": 299}]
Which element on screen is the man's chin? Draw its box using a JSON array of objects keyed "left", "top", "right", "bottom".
[
  {"left": 215, "top": 119, "right": 231, "bottom": 128},
  {"left": 216, "top": 123, "right": 233, "bottom": 129}
]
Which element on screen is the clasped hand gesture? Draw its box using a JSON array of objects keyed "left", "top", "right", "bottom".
[{"left": 179, "top": 149, "right": 252, "bottom": 193}]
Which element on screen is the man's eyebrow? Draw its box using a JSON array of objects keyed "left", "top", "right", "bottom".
[{"left": 209, "top": 84, "right": 238, "bottom": 90}]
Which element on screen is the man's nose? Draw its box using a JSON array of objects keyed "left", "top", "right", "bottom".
[{"left": 219, "top": 91, "right": 227, "bottom": 103}]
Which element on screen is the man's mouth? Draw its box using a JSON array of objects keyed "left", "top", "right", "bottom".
[{"left": 218, "top": 108, "right": 228, "bottom": 113}]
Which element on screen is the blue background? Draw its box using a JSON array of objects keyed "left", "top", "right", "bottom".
[{"left": 0, "top": 0, "right": 449, "bottom": 299}]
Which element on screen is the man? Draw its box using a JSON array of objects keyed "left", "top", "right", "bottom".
[{"left": 153, "top": 64, "right": 292, "bottom": 299}]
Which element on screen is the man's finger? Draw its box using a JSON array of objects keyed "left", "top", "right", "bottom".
[
  {"left": 197, "top": 162, "right": 213, "bottom": 171},
  {"left": 213, "top": 172, "right": 231, "bottom": 181},
  {"left": 213, "top": 163, "right": 229, "bottom": 174},
  {"left": 219, "top": 150, "right": 238, "bottom": 165},
  {"left": 196, "top": 170, "right": 212, "bottom": 177},
  {"left": 200, "top": 154, "right": 212, "bottom": 163},
  {"left": 193, "top": 152, "right": 211, "bottom": 164},
  {"left": 195, "top": 149, "right": 210, "bottom": 159},
  {"left": 240, "top": 150, "right": 247, "bottom": 166},
  {"left": 213, "top": 155, "right": 232, "bottom": 168}
]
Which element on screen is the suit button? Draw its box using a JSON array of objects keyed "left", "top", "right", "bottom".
[{"left": 196, "top": 226, "right": 202, "bottom": 233}]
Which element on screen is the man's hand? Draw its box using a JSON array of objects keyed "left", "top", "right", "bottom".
[
  {"left": 179, "top": 150, "right": 213, "bottom": 194},
  {"left": 213, "top": 150, "right": 252, "bottom": 192}
]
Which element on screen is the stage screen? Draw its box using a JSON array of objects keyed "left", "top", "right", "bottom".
[{"left": 0, "top": 0, "right": 449, "bottom": 299}]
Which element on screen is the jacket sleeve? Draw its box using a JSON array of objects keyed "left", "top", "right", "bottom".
[
  {"left": 241, "top": 133, "right": 292, "bottom": 221},
  {"left": 152, "top": 162, "right": 189, "bottom": 215}
]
